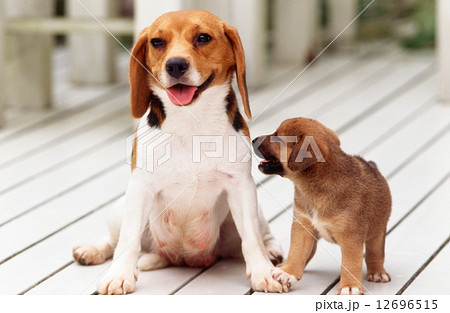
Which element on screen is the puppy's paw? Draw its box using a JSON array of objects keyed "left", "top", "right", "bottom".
[
  {"left": 73, "top": 245, "right": 106, "bottom": 265},
  {"left": 271, "top": 267, "right": 298, "bottom": 290},
  {"left": 367, "top": 271, "right": 391, "bottom": 283},
  {"left": 249, "top": 267, "right": 284, "bottom": 293},
  {"left": 337, "top": 286, "right": 364, "bottom": 295},
  {"left": 97, "top": 271, "right": 137, "bottom": 295}
]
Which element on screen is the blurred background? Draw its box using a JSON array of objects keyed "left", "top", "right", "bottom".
[{"left": 0, "top": 0, "right": 442, "bottom": 128}]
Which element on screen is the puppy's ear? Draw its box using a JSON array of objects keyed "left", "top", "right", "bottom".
[
  {"left": 129, "top": 29, "right": 151, "bottom": 119},
  {"left": 288, "top": 136, "right": 328, "bottom": 171},
  {"left": 224, "top": 25, "right": 251, "bottom": 120}
]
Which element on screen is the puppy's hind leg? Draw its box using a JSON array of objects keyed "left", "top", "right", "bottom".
[
  {"left": 73, "top": 196, "right": 124, "bottom": 265},
  {"left": 365, "top": 229, "right": 391, "bottom": 283}
]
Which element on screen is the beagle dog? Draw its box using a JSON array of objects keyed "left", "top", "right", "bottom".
[
  {"left": 253, "top": 118, "right": 392, "bottom": 295},
  {"left": 72, "top": 10, "right": 285, "bottom": 295}
]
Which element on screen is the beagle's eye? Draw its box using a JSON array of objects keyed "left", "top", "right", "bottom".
[
  {"left": 196, "top": 33, "right": 212, "bottom": 44},
  {"left": 150, "top": 38, "right": 165, "bottom": 49}
]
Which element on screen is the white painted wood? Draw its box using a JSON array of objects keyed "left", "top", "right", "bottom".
[
  {"left": 339, "top": 75, "right": 436, "bottom": 154},
  {"left": 0, "top": 165, "right": 129, "bottom": 264},
  {"left": 0, "top": 94, "right": 128, "bottom": 166},
  {"left": 3, "top": 0, "right": 52, "bottom": 108},
  {"left": 273, "top": 0, "right": 318, "bottom": 63},
  {"left": 251, "top": 54, "right": 401, "bottom": 135},
  {"left": 316, "top": 59, "right": 432, "bottom": 131},
  {"left": 328, "top": 0, "right": 358, "bottom": 49},
  {"left": 4, "top": 17, "right": 133, "bottom": 35},
  {"left": 176, "top": 259, "right": 248, "bottom": 294},
  {"left": 365, "top": 104, "right": 450, "bottom": 177},
  {"left": 404, "top": 241, "right": 450, "bottom": 295},
  {"left": 0, "top": 114, "right": 130, "bottom": 193},
  {"left": 0, "top": 138, "right": 127, "bottom": 226},
  {"left": 68, "top": 0, "right": 117, "bottom": 84},
  {"left": 0, "top": 205, "right": 111, "bottom": 295},
  {"left": 0, "top": 0, "right": 4, "bottom": 127},
  {"left": 437, "top": 0, "right": 450, "bottom": 103},
  {"left": 229, "top": 0, "right": 267, "bottom": 87}
]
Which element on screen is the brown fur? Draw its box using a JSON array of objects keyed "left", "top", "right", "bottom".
[{"left": 253, "top": 118, "right": 392, "bottom": 294}]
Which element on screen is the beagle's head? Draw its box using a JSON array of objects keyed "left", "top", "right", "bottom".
[
  {"left": 252, "top": 118, "right": 340, "bottom": 177},
  {"left": 129, "top": 10, "right": 250, "bottom": 120}
]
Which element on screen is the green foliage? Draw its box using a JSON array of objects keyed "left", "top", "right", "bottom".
[{"left": 402, "top": 0, "right": 435, "bottom": 49}]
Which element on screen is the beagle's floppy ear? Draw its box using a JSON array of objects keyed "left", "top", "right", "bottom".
[
  {"left": 129, "top": 29, "right": 151, "bottom": 119},
  {"left": 288, "top": 136, "right": 328, "bottom": 171},
  {"left": 224, "top": 25, "right": 251, "bottom": 120}
]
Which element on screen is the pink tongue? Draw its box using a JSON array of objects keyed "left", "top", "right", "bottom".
[{"left": 167, "top": 85, "right": 198, "bottom": 105}]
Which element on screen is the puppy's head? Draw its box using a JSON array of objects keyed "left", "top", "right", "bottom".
[
  {"left": 129, "top": 10, "right": 250, "bottom": 119},
  {"left": 252, "top": 118, "right": 340, "bottom": 177}
]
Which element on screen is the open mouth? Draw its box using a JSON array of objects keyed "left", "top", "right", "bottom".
[
  {"left": 258, "top": 159, "right": 284, "bottom": 175},
  {"left": 166, "top": 73, "right": 214, "bottom": 106}
]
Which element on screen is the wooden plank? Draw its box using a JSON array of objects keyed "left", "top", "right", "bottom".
[
  {"left": 0, "top": 137, "right": 127, "bottom": 226},
  {"left": 0, "top": 165, "right": 129, "bottom": 264},
  {"left": 403, "top": 238, "right": 450, "bottom": 295},
  {"left": 176, "top": 259, "right": 248, "bottom": 295},
  {"left": 315, "top": 60, "right": 433, "bottom": 132},
  {"left": 339, "top": 75, "right": 436, "bottom": 154},
  {"left": 0, "top": 94, "right": 127, "bottom": 167},
  {"left": 0, "top": 113, "right": 130, "bottom": 193},
  {"left": 437, "top": 0, "right": 450, "bottom": 103},
  {"left": 251, "top": 54, "right": 403, "bottom": 135},
  {"left": 5, "top": 17, "right": 134, "bottom": 35},
  {"left": 0, "top": 204, "right": 111, "bottom": 295},
  {"left": 364, "top": 105, "right": 450, "bottom": 177}
]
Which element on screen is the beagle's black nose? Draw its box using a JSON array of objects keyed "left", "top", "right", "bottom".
[
  {"left": 166, "top": 58, "right": 189, "bottom": 79},
  {"left": 252, "top": 137, "right": 258, "bottom": 144}
]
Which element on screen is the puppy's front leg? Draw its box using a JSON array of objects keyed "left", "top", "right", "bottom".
[
  {"left": 226, "top": 177, "right": 284, "bottom": 293},
  {"left": 336, "top": 237, "right": 365, "bottom": 295},
  {"left": 98, "top": 170, "right": 151, "bottom": 295},
  {"left": 272, "top": 213, "right": 317, "bottom": 289}
]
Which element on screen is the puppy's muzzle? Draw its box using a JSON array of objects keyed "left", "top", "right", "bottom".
[{"left": 166, "top": 58, "right": 190, "bottom": 79}]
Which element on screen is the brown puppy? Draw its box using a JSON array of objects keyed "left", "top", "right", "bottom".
[{"left": 252, "top": 117, "right": 392, "bottom": 295}]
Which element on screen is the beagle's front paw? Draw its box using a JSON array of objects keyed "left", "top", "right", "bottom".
[
  {"left": 97, "top": 270, "right": 137, "bottom": 295},
  {"left": 248, "top": 266, "right": 286, "bottom": 293},
  {"left": 271, "top": 267, "right": 298, "bottom": 290}
]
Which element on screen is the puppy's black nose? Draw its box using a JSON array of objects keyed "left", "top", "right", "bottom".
[
  {"left": 252, "top": 137, "right": 259, "bottom": 145},
  {"left": 166, "top": 58, "right": 189, "bottom": 79}
]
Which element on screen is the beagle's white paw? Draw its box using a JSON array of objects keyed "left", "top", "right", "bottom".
[
  {"left": 73, "top": 245, "right": 106, "bottom": 265},
  {"left": 248, "top": 266, "right": 285, "bottom": 293},
  {"left": 97, "top": 271, "right": 137, "bottom": 295}
]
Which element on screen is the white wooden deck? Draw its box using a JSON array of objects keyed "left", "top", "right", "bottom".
[{"left": 0, "top": 43, "right": 449, "bottom": 296}]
